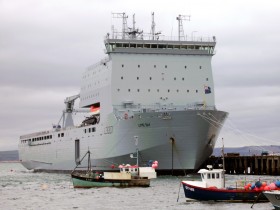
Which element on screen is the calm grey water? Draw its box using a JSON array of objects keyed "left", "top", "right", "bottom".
[{"left": 0, "top": 163, "right": 276, "bottom": 210}]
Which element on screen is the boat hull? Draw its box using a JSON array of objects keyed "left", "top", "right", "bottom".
[
  {"left": 182, "top": 182, "right": 268, "bottom": 202},
  {"left": 71, "top": 174, "right": 150, "bottom": 188},
  {"left": 263, "top": 191, "right": 280, "bottom": 209},
  {"left": 19, "top": 109, "right": 227, "bottom": 173}
]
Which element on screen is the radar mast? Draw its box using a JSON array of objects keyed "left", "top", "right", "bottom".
[{"left": 176, "top": 14, "right": 190, "bottom": 41}]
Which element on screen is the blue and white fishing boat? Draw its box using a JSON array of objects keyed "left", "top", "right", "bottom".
[{"left": 182, "top": 165, "right": 268, "bottom": 202}]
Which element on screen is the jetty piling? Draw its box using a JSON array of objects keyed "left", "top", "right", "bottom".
[{"left": 202, "top": 154, "right": 280, "bottom": 175}]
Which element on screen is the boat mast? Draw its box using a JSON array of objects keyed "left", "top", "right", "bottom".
[
  {"left": 222, "top": 137, "right": 225, "bottom": 188},
  {"left": 176, "top": 14, "right": 190, "bottom": 41},
  {"left": 134, "top": 136, "right": 139, "bottom": 166}
]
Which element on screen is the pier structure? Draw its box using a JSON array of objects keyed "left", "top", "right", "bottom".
[{"left": 203, "top": 154, "right": 280, "bottom": 175}]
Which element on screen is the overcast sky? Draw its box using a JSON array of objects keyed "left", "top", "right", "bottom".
[{"left": 0, "top": 0, "right": 279, "bottom": 151}]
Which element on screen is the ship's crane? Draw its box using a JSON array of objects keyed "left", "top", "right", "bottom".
[
  {"left": 55, "top": 94, "right": 80, "bottom": 129},
  {"left": 64, "top": 94, "right": 80, "bottom": 113}
]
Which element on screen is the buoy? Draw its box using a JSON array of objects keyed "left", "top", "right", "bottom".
[
  {"left": 275, "top": 180, "right": 280, "bottom": 187},
  {"left": 264, "top": 186, "right": 270, "bottom": 191},
  {"left": 41, "top": 184, "right": 48, "bottom": 190},
  {"left": 255, "top": 181, "right": 262, "bottom": 188},
  {"left": 269, "top": 182, "right": 276, "bottom": 190},
  {"left": 124, "top": 113, "right": 128, "bottom": 119}
]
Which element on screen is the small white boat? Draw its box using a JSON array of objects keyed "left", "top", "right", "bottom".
[{"left": 263, "top": 191, "right": 280, "bottom": 210}]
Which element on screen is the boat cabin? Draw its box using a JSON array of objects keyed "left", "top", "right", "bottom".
[
  {"left": 119, "top": 164, "right": 139, "bottom": 176},
  {"left": 118, "top": 164, "right": 157, "bottom": 179},
  {"left": 198, "top": 165, "right": 225, "bottom": 188}
]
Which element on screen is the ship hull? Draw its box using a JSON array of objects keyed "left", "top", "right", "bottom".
[{"left": 19, "top": 109, "right": 227, "bottom": 173}]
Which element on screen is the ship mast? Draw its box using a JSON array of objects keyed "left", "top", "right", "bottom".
[
  {"left": 176, "top": 14, "right": 190, "bottom": 41},
  {"left": 151, "top": 12, "right": 156, "bottom": 40},
  {"left": 112, "top": 12, "right": 128, "bottom": 39},
  {"left": 150, "top": 12, "right": 161, "bottom": 40}
]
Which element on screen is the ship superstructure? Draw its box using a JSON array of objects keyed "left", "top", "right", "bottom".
[{"left": 19, "top": 13, "right": 227, "bottom": 174}]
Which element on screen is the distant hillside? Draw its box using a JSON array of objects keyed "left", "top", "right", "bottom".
[
  {"left": 213, "top": 145, "right": 280, "bottom": 156},
  {"left": 0, "top": 150, "right": 19, "bottom": 161}
]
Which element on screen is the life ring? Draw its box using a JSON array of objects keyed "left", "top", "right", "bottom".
[{"left": 124, "top": 113, "right": 128, "bottom": 119}]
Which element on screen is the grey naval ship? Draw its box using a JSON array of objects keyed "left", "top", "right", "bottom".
[{"left": 19, "top": 13, "right": 228, "bottom": 174}]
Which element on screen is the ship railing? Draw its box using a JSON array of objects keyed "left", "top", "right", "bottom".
[{"left": 106, "top": 32, "right": 216, "bottom": 43}]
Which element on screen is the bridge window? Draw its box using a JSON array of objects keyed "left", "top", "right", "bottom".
[
  {"left": 185, "top": 65, "right": 187, "bottom": 69},
  {"left": 121, "top": 76, "right": 123, "bottom": 79},
  {"left": 182, "top": 78, "right": 184, "bottom": 81},
  {"left": 92, "top": 127, "right": 96, "bottom": 132},
  {"left": 207, "top": 174, "right": 211, "bottom": 179},
  {"left": 122, "top": 64, "right": 124, "bottom": 68},
  {"left": 137, "top": 77, "right": 139, "bottom": 80},
  {"left": 216, "top": 173, "right": 219, "bottom": 179},
  {"left": 200, "top": 66, "right": 202, "bottom": 69},
  {"left": 154, "top": 65, "right": 156, "bottom": 68},
  {"left": 212, "top": 173, "right": 215, "bottom": 179},
  {"left": 138, "top": 65, "right": 140, "bottom": 68},
  {"left": 165, "top": 65, "right": 167, "bottom": 68}
]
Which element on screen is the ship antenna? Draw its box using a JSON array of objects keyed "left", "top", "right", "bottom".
[{"left": 176, "top": 14, "right": 190, "bottom": 41}]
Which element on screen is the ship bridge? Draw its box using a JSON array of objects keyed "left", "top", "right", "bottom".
[{"left": 104, "top": 36, "right": 216, "bottom": 56}]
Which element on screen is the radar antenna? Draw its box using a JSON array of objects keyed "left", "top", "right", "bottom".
[{"left": 176, "top": 14, "right": 190, "bottom": 41}]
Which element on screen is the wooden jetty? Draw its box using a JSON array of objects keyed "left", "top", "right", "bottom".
[{"left": 202, "top": 154, "right": 280, "bottom": 175}]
